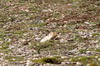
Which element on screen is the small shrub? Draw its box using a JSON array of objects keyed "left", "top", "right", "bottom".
[{"left": 33, "top": 57, "right": 62, "bottom": 64}]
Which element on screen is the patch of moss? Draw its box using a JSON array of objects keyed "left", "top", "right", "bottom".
[
  {"left": 95, "top": 49, "right": 100, "bottom": 52},
  {"left": 53, "top": 13, "right": 61, "bottom": 19},
  {"left": 0, "top": 49, "right": 11, "bottom": 53},
  {"left": 92, "top": 33, "right": 100, "bottom": 37},
  {"left": 33, "top": 57, "right": 62, "bottom": 64},
  {"left": 5, "top": 56, "right": 24, "bottom": 62},
  {"left": 79, "top": 49, "right": 87, "bottom": 53},
  {"left": 30, "top": 40, "right": 60, "bottom": 53},
  {"left": 13, "top": 30, "right": 27, "bottom": 38},
  {"left": 29, "top": 6, "right": 40, "bottom": 12},
  {"left": 0, "top": 29, "right": 6, "bottom": 38},
  {"left": 70, "top": 55, "right": 100, "bottom": 65},
  {"left": 32, "top": 23, "right": 47, "bottom": 27},
  {"left": 13, "top": 30, "right": 27, "bottom": 34},
  {"left": 78, "top": 56, "right": 91, "bottom": 62},
  {"left": 0, "top": 42, "right": 11, "bottom": 49},
  {"left": 69, "top": 57, "right": 78, "bottom": 62},
  {"left": 87, "top": 63, "right": 99, "bottom": 66},
  {"left": 74, "top": 35, "right": 87, "bottom": 43}
]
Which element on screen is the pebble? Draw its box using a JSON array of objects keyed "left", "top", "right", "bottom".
[
  {"left": 86, "top": 51, "right": 92, "bottom": 55},
  {"left": 0, "top": 53, "right": 4, "bottom": 55},
  {"left": 4, "top": 38, "right": 11, "bottom": 42},
  {"left": 76, "top": 62, "right": 82, "bottom": 66},
  {"left": 84, "top": 22, "right": 90, "bottom": 24},
  {"left": 61, "top": 56, "right": 67, "bottom": 59},
  {"left": 98, "top": 58, "right": 100, "bottom": 61},
  {"left": 0, "top": 41, "right": 3, "bottom": 45},
  {"left": 86, "top": 64, "right": 91, "bottom": 66},
  {"left": 26, "top": 59, "right": 32, "bottom": 66},
  {"left": 61, "top": 61, "right": 70, "bottom": 65},
  {"left": 8, "top": 45, "right": 15, "bottom": 49}
]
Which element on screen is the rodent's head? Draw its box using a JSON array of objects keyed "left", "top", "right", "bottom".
[{"left": 49, "top": 32, "right": 57, "bottom": 36}]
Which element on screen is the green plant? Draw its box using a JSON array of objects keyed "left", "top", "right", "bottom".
[
  {"left": 33, "top": 57, "right": 62, "bottom": 64},
  {"left": 5, "top": 56, "right": 24, "bottom": 62},
  {"left": 79, "top": 49, "right": 87, "bottom": 53}
]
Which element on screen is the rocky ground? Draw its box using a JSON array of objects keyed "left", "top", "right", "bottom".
[{"left": 0, "top": 0, "right": 100, "bottom": 66}]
